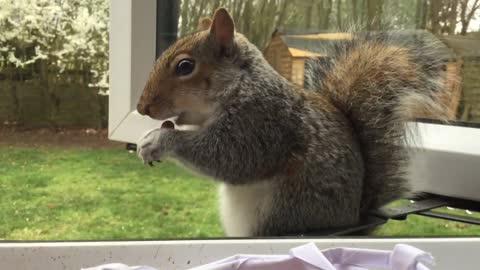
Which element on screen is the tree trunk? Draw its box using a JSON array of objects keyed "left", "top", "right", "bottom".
[
  {"left": 242, "top": 0, "right": 253, "bottom": 36},
  {"left": 415, "top": 0, "right": 425, "bottom": 29},
  {"left": 232, "top": 0, "right": 244, "bottom": 22},
  {"left": 328, "top": 0, "right": 334, "bottom": 28},
  {"left": 191, "top": 0, "right": 208, "bottom": 31},
  {"left": 429, "top": 0, "right": 442, "bottom": 34},
  {"left": 460, "top": 0, "right": 468, "bottom": 34},
  {"left": 305, "top": 0, "right": 315, "bottom": 29},
  {"left": 421, "top": 0, "right": 428, "bottom": 29},
  {"left": 261, "top": 0, "right": 278, "bottom": 48},
  {"left": 320, "top": 0, "right": 333, "bottom": 29},
  {"left": 447, "top": 0, "right": 459, "bottom": 34},
  {"left": 337, "top": 0, "right": 342, "bottom": 28},
  {"left": 366, "top": 0, "right": 383, "bottom": 30},
  {"left": 250, "top": 0, "right": 269, "bottom": 47},
  {"left": 352, "top": 0, "right": 358, "bottom": 23},
  {"left": 6, "top": 67, "right": 21, "bottom": 124},
  {"left": 276, "top": 0, "right": 290, "bottom": 29},
  {"left": 361, "top": 0, "right": 367, "bottom": 25},
  {"left": 179, "top": 0, "right": 189, "bottom": 36}
]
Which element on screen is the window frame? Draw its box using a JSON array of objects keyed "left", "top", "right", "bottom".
[
  {"left": 2, "top": 238, "right": 480, "bottom": 269},
  {"left": 109, "top": 0, "right": 160, "bottom": 144}
]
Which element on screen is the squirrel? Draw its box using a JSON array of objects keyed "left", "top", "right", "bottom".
[{"left": 136, "top": 8, "right": 454, "bottom": 236}]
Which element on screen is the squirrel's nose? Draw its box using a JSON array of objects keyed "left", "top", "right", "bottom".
[{"left": 137, "top": 103, "right": 150, "bottom": 116}]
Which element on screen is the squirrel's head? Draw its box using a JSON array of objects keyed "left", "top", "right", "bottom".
[{"left": 137, "top": 8, "right": 262, "bottom": 125}]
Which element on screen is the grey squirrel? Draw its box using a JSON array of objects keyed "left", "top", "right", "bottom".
[{"left": 136, "top": 8, "right": 454, "bottom": 236}]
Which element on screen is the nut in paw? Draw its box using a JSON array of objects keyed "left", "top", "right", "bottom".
[{"left": 137, "top": 128, "right": 167, "bottom": 166}]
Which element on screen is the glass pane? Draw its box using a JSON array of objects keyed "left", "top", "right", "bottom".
[{"left": 1, "top": 0, "right": 479, "bottom": 242}]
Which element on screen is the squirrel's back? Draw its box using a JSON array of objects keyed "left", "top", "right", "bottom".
[{"left": 304, "top": 31, "right": 456, "bottom": 210}]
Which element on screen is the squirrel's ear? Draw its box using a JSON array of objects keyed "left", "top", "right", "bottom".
[
  {"left": 210, "top": 8, "right": 234, "bottom": 48},
  {"left": 197, "top": 17, "right": 212, "bottom": 31}
]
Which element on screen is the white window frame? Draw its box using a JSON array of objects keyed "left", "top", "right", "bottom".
[
  {"left": 109, "top": 0, "right": 480, "bottom": 202},
  {"left": 2, "top": 238, "right": 480, "bottom": 269},
  {"left": 108, "top": 0, "right": 162, "bottom": 144}
]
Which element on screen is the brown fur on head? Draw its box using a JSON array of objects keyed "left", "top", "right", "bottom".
[{"left": 136, "top": 8, "right": 235, "bottom": 126}]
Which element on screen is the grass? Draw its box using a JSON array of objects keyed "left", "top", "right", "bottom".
[
  {"left": 0, "top": 145, "right": 222, "bottom": 240},
  {"left": 0, "top": 145, "right": 479, "bottom": 240}
]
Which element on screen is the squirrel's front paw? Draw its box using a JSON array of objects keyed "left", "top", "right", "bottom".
[{"left": 137, "top": 128, "right": 168, "bottom": 166}]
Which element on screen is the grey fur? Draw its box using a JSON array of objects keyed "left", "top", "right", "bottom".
[{"left": 137, "top": 30, "right": 451, "bottom": 236}]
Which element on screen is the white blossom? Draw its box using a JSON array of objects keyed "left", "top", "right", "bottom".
[{"left": 0, "top": 0, "right": 109, "bottom": 94}]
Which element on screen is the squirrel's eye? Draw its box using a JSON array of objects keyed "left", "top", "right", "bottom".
[{"left": 175, "top": 59, "right": 195, "bottom": 76}]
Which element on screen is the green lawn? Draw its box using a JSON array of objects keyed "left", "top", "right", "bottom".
[{"left": 0, "top": 145, "right": 479, "bottom": 240}]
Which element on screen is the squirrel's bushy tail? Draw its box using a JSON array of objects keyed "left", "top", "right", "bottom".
[{"left": 304, "top": 30, "right": 458, "bottom": 210}]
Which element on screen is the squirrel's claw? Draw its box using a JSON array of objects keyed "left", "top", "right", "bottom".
[{"left": 137, "top": 127, "right": 170, "bottom": 167}]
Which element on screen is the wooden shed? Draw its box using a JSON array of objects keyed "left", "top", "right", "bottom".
[
  {"left": 263, "top": 30, "right": 351, "bottom": 87},
  {"left": 441, "top": 33, "right": 480, "bottom": 122},
  {"left": 263, "top": 29, "right": 462, "bottom": 120}
]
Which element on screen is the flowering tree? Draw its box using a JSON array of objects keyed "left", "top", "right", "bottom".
[
  {"left": 0, "top": 0, "right": 108, "bottom": 85},
  {"left": 0, "top": 0, "right": 109, "bottom": 126}
]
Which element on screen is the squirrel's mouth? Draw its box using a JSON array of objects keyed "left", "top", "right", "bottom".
[{"left": 141, "top": 104, "right": 178, "bottom": 121}]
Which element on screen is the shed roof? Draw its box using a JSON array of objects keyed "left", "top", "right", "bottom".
[
  {"left": 275, "top": 29, "right": 457, "bottom": 60},
  {"left": 288, "top": 47, "right": 324, "bottom": 57},
  {"left": 440, "top": 33, "right": 480, "bottom": 58}
]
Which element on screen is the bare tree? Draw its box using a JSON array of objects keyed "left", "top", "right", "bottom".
[
  {"left": 366, "top": 0, "right": 383, "bottom": 30},
  {"left": 429, "top": 0, "right": 442, "bottom": 34},
  {"left": 276, "top": 0, "right": 290, "bottom": 28},
  {"left": 337, "top": 0, "right": 343, "bottom": 28},
  {"left": 317, "top": 0, "right": 333, "bottom": 29},
  {"left": 447, "top": 0, "right": 459, "bottom": 34},
  {"left": 179, "top": 0, "right": 190, "bottom": 36},
  {"left": 352, "top": 0, "right": 359, "bottom": 23},
  {"left": 415, "top": 0, "right": 428, "bottom": 29},
  {"left": 459, "top": 0, "right": 480, "bottom": 35},
  {"left": 241, "top": 0, "right": 253, "bottom": 35},
  {"left": 305, "top": 0, "right": 315, "bottom": 29},
  {"left": 436, "top": 0, "right": 459, "bottom": 34}
]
